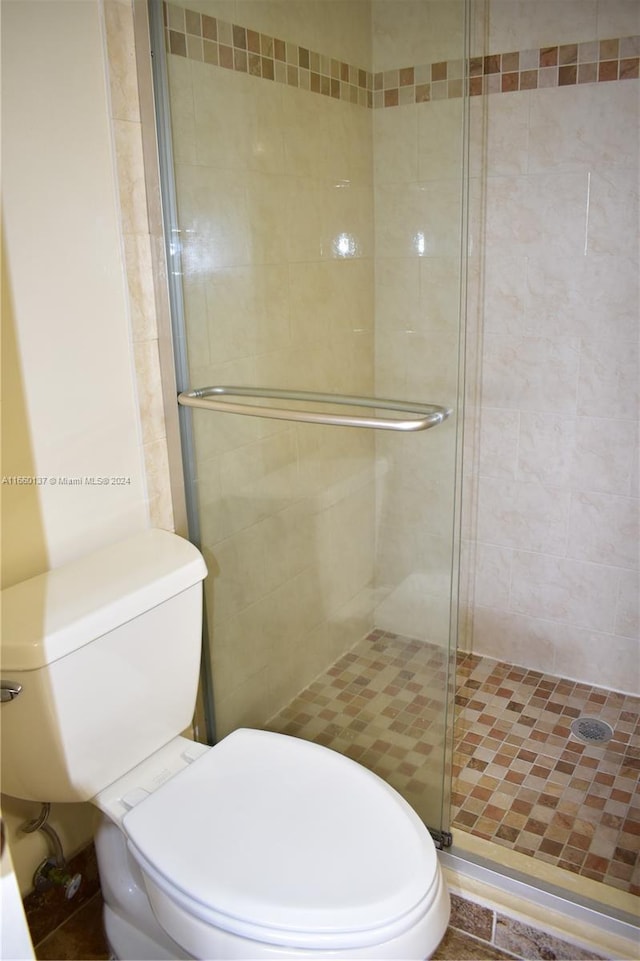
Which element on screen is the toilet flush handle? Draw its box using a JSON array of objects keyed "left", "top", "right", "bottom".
[{"left": 0, "top": 681, "right": 22, "bottom": 703}]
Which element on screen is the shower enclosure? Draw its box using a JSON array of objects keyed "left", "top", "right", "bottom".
[{"left": 150, "top": 0, "right": 469, "bottom": 844}]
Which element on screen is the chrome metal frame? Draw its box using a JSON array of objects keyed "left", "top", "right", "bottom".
[
  {"left": 178, "top": 386, "right": 452, "bottom": 432},
  {"left": 144, "top": 0, "right": 216, "bottom": 744}
]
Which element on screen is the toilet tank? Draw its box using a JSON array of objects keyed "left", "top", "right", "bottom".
[{"left": 0, "top": 530, "right": 207, "bottom": 803}]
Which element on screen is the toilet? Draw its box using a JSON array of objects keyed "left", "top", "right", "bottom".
[{"left": 0, "top": 530, "right": 450, "bottom": 960}]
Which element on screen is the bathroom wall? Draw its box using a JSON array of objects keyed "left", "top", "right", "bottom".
[
  {"left": 164, "top": 1, "right": 377, "bottom": 736},
  {"left": 465, "top": 0, "right": 639, "bottom": 694},
  {"left": 1, "top": 0, "right": 173, "bottom": 894},
  {"left": 1, "top": 0, "right": 147, "bottom": 582}
]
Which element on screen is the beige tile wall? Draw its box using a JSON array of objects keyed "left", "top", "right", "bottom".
[
  {"left": 160, "top": 0, "right": 640, "bottom": 700},
  {"left": 120, "top": 0, "right": 638, "bottom": 721},
  {"left": 166, "top": 1, "right": 377, "bottom": 737},
  {"left": 478, "top": 0, "right": 639, "bottom": 55},
  {"left": 465, "top": 1, "right": 640, "bottom": 695},
  {"left": 371, "top": 0, "right": 478, "bottom": 652},
  {"left": 170, "top": 0, "right": 373, "bottom": 69},
  {"left": 372, "top": 112, "right": 465, "bottom": 642},
  {"left": 373, "top": 0, "right": 467, "bottom": 71},
  {"left": 165, "top": 0, "right": 640, "bottom": 113}
]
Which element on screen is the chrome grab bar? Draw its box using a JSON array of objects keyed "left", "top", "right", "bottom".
[{"left": 177, "top": 386, "right": 451, "bottom": 432}]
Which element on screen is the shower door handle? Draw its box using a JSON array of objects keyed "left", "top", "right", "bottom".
[{"left": 178, "top": 386, "right": 452, "bottom": 432}]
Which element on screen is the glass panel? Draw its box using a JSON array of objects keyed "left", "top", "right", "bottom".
[{"left": 158, "top": 0, "right": 467, "bottom": 837}]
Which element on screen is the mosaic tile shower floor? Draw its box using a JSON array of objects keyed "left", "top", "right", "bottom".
[{"left": 267, "top": 630, "right": 640, "bottom": 897}]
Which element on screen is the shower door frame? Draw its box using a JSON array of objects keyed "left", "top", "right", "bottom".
[{"left": 134, "top": 0, "right": 217, "bottom": 744}]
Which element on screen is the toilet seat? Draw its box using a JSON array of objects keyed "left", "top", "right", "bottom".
[{"left": 123, "top": 729, "right": 441, "bottom": 951}]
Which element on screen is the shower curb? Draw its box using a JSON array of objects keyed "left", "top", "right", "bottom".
[{"left": 440, "top": 850, "right": 639, "bottom": 961}]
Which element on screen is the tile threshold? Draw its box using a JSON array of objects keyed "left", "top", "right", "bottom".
[{"left": 442, "top": 849, "right": 640, "bottom": 960}]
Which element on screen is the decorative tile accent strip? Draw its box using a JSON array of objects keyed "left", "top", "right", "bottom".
[
  {"left": 165, "top": 4, "right": 639, "bottom": 108},
  {"left": 373, "top": 58, "right": 466, "bottom": 106},
  {"left": 375, "top": 35, "right": 640, "bottom": 103},
  {"left": 463, "top": 34, "right": 640, "bottom": 97},
  {"left": 164, "top": 1, "right": 373, "bottom": 107}
]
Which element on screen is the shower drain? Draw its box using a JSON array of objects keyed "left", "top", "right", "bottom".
[{"left": 570, "top": 716, "right": 614, "bottom": 745}]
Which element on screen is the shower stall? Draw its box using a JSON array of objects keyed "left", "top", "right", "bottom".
[
  {"left": 151, "top": 0, "right": 469, "bottom": 846},
  {"left": 147, "top": 0, "right": 639, "bottom": 923}
]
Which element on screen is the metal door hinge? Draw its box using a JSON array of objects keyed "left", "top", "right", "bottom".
[{"left": 429, "top": 828, "right": 453, "bottom": 850}]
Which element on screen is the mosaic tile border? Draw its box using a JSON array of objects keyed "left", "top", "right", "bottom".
[
  {"left": 165, "top": 1, "right": 373, "bottom": 107},
  {"left": 165, "top": 3, "right": 639, "bottom": 108},
  {"left": 463, "top": 36, "right": 640, "bottom": 98}
]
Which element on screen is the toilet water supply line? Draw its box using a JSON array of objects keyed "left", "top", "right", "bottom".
[{"left": 20, "top": 803, "right": 82, "bottom": 899}]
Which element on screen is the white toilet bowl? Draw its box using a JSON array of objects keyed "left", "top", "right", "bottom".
[
  {"left": 95, "top": 729, "right": 450, "bottom": 960},
  {"left": 0, "top": 531, "right": 450, "bottom": 961}
]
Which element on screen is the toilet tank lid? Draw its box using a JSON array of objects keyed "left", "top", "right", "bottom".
[{"left": 1, "top": 530, "right": 207, "bottom": 671}]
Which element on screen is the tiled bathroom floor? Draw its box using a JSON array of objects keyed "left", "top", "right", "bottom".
[
  {"left": 266, "top": 628, "right": 452, "bottom": 830},
  {"left": 267, "top": 629, "right": 640, "bottom": 896},
  {"left": 454, "top": 652, "right": 639, "bottom": 893}
]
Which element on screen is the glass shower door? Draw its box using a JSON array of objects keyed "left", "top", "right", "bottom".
[{"left": 153, "top": 0, "right": 468, "bottom": 842}]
